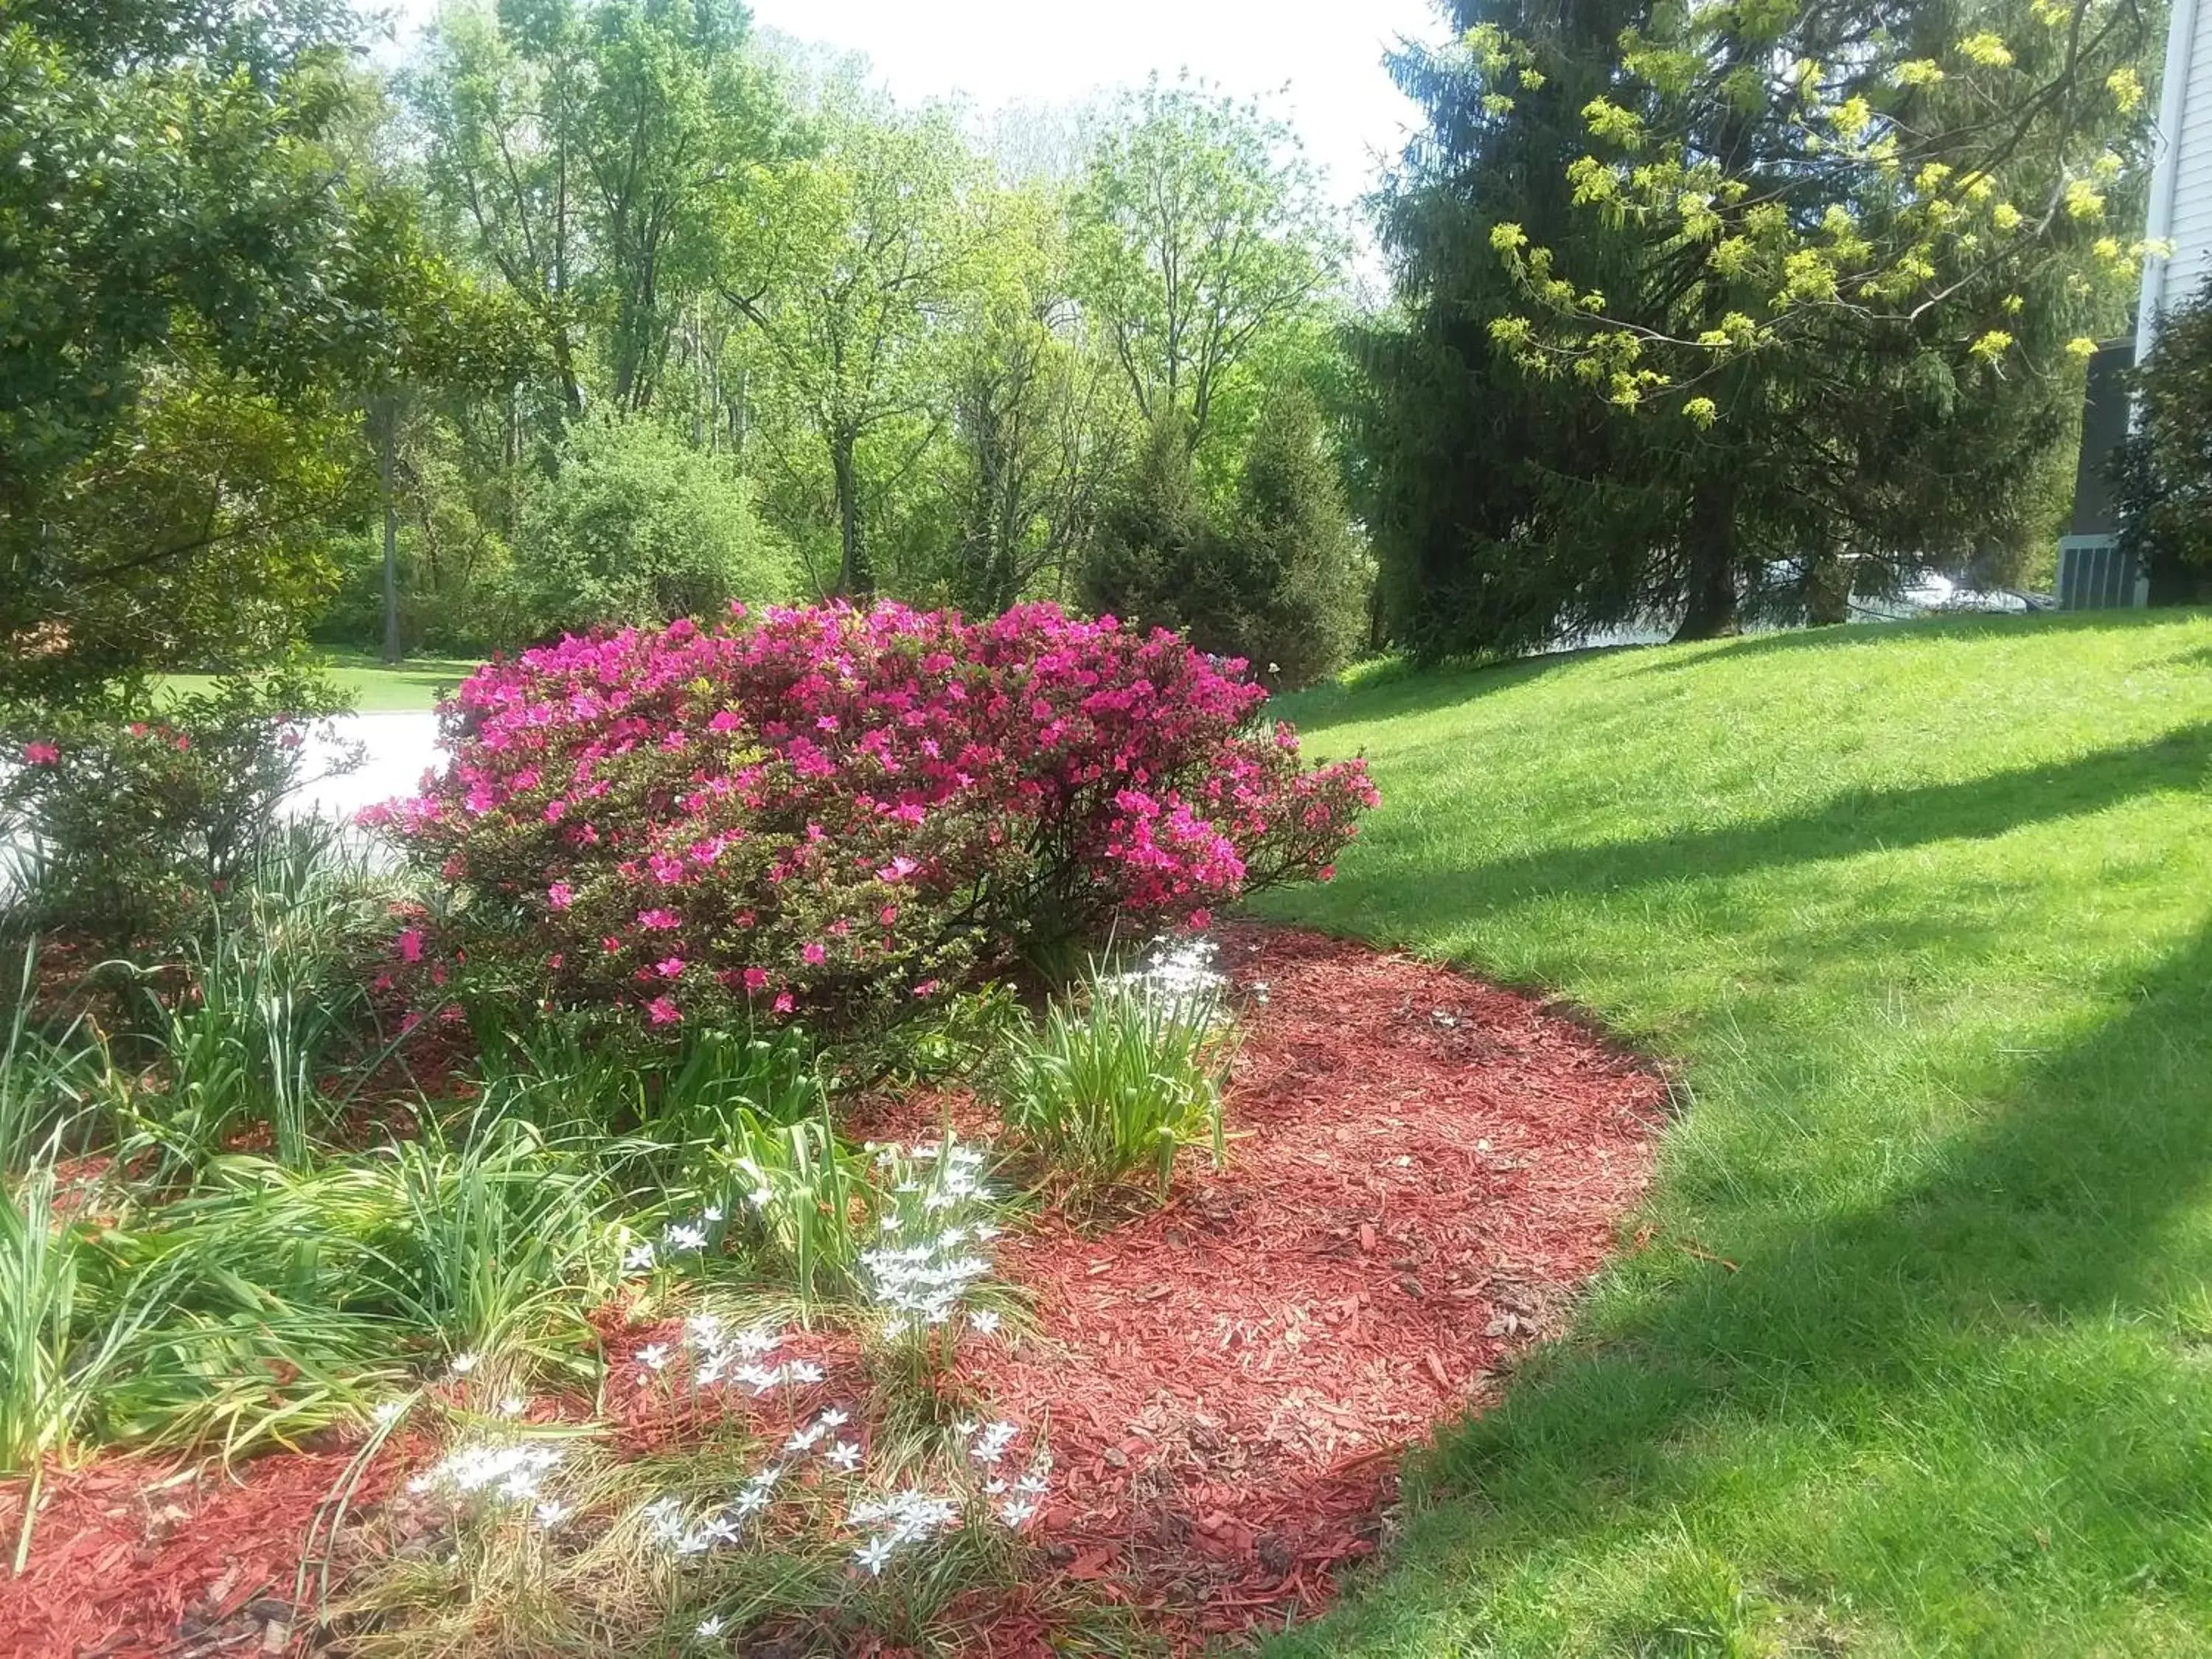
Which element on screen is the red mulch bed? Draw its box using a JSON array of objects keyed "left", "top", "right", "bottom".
[
  {"left": 0, "top": 923, "right": 1663, "bottom": 1657},
  {"left": 0, "top": 1440, "right": 408, "bottom": 1658},
  {"left": 863, "top": 922, "right": 1667, "bottom": 1647}
]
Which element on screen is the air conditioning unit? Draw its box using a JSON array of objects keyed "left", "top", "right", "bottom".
[{"left": 2056, "top": 536, "right": 2148, "bottom": 611}]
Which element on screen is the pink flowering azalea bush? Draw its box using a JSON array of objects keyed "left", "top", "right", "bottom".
[{"left": 369, "top": 602, "right": 1376, "bottom": 1034}]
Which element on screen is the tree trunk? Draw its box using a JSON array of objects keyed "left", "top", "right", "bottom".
[
  {"left": 832, "top": 431, "right": 872, "bottom": 598},
  {"left": 1672, "top": 481, "right": 1741, "bottom": 641},
  {"left": 376, "top": 393, "right": 401, "bottom": 665},
  {"left": 1805, "top": 546, "right": 1851, "bottom": 626}
]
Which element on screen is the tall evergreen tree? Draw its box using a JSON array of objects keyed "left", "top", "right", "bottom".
[
  {"left": 1205, "top": 384, "right": 1365, "bottom": 686},
  {"left": 1082, "top": 389, "right": 1365, "bottom": 687}
]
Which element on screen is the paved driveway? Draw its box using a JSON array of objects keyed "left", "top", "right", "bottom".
[{"left": 291, "top": 711, "right": 445, "bottom": 823}]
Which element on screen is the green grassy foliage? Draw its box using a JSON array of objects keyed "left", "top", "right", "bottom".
[
  {"left": 1254, "top": 611, "right": 2212, "bottom": 1656},
  {"left": 995, "top": 963, "right": 1231, "bottom": 1199}
]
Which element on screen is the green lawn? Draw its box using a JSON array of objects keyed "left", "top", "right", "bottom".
[
  {"left": 1254, "top": 610, "right": 2212, "bottom": 1658},
  {"left": 162, "top": 649, "right": 480, "bottom": 712}
]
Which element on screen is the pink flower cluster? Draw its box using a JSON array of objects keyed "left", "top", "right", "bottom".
[{"left": 366, "top": 602, "right": 1376, "bottom": 1032}]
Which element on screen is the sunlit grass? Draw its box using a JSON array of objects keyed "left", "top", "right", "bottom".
[
  {"left": 161, "top": 649, "right": 480, "bottom": 714},
  {"left": 1256, "top": 610, "right": 2212, "bottom": 1656}
]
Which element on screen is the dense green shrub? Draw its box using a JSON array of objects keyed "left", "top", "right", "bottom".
[
  {"left": 501, "top": 417, "right": 798, "bottom": 640},
  {"left": 1, "top": 661, "right": 355, "bottom": 947}
]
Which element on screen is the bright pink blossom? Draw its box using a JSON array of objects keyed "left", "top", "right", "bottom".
[
  {"left": 374, "top": 600, "right": 1373, "bottom": 1038},
  {"left": 548, "top": 882, "right": 574, "bottom": 911},
  {"left": 21, "top": 742, "right": 59, "bottom": 766},
  {"left": 647, "top": 995, "right": 681, "bottom": 1025}
]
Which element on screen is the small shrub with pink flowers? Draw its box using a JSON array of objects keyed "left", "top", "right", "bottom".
[
  {"left": 2, "top": 661, "right": 356, "bottom": 947},
  {"left": 369, "top": 602, "right": 1376, "bottom": 1036}
]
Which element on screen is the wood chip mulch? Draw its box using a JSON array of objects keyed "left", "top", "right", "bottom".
[
  {"left": 0, "top": 1441, "right": 407, "bottom": 1658},
  {"left": 874, "top": 922, "right": 1669, "bottom": 1649},
  {"left": 0, "top": 923, "right": 1663, "bottom": 1657}
]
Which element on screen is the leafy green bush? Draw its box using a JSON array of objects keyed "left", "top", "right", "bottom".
[
  {"left": 1, "top": 660, "right": 357, "bottom": 947},
  {"left": 501, "top": 416, "right": 797, "bottom": 639},
  {"left": 995, "top": 944, "right": 1233, "bottom": 1198}
]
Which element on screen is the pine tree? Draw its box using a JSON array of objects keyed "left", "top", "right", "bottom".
[
  {"left": 1206, "top": 384, "right": 1365, "bottom": 686},
  {"left": 1083, "top": 394, "right": 1366, "bottom": 686},
  {"left": 1081, "top": 411, "right": 1207, "bottom": 636}
]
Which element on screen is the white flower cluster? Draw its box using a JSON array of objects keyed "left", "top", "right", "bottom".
[
  {"left": 636, "top": 1315, "right": 824, "bottom": 1394},
  {"left": 406, "top": 1439, "right": 566, "bottom": 1513},
  {"left": 643, "top": 1405, "right": 863, "bottom": 1557},
  {"left": 959, "top": 1418, "right": 1052, "bottom": 1528},
  {"left": 623, "top": 1206, "right": 725, "bottom": 1278},
  {"left": 860, "top": 1138, "right": 1006, "bottom": 1338},
  {"left": 846, "top": 1486, "right": 961, "bottom": 1575},
  {"left": 1113, "top": 936, "right": 1229, "bottom": 1018},
  {"left": 841, "top": 1425, "right": 1048, "bottom": 1576}
]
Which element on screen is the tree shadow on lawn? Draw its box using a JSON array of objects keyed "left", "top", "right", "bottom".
[
  {"left": 1261, "top": 751, "right": 2212, "bottom": 1649},
  {"left": 1335, "top": 720, "right": 2212, "bottom": 919},
  {"left": 1279, "top": 647, "right": 1629, "bottom": 737}
]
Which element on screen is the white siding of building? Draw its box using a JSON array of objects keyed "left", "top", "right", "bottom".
[{"left": 2139, "top": 0, "right": 2212, "bottom": 358}]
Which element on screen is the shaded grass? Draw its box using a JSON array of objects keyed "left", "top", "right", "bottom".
[{"left": 1254, "top": 610, "right": 2212, "bottom": 1656}]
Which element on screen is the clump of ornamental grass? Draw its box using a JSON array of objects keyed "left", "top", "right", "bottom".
[
  {"left": 995, "top": 939, "right": 1235, "bottom": 1202},
  {"left": 0, "top": 943, "right": 116, "bottom": 1176},
  {"left": 467, "top": 1007, "right": 821, "bottom": 1158},
  {"left": 114, "top": 819, "right": 400, "bottom": 1178},
  {"left": 0, "top": 1152, "right": 155, "bottom": 1570}
]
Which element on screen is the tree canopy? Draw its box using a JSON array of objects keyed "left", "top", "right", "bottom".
[{"left": 1363, "top": 0, "right": 2154, "bottom": 655}]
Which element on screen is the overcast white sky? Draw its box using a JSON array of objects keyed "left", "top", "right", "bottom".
[
  {"left": 384, "top": 0, "right": 1451, "bottom": 215},
  {"left": 747, "top": 0, "right": 1444, "bottom": 209}
]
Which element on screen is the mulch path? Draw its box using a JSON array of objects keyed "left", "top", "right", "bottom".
[{"left": 0, "top": 923, "right": 1663, "bottom": 1656}]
